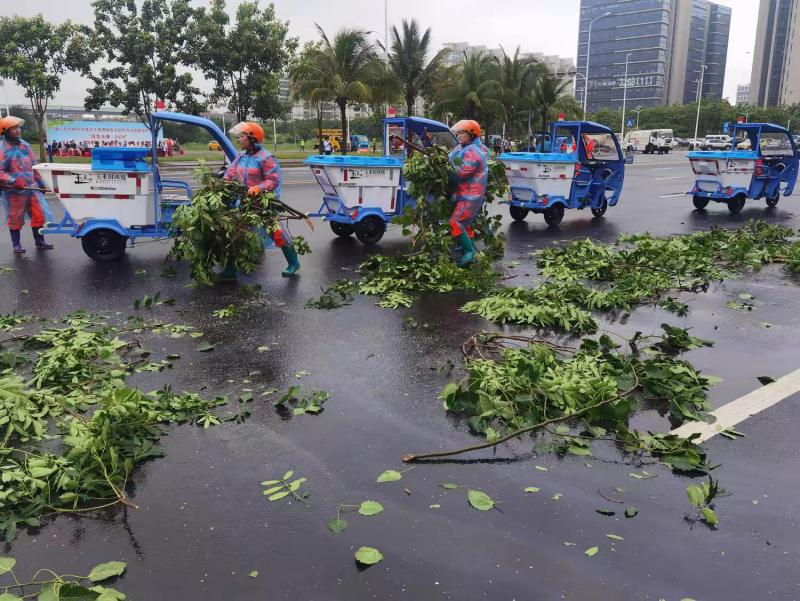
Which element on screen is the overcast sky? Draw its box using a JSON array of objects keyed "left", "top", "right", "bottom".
[{"left": 1, "top": 0, "right": 756, "bottom": 108}]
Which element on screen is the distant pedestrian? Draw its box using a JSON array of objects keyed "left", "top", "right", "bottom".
[
  {"left": 45, "top": 140, "right": 53, "bottom": 163},
  {"left": 323, "top": 136, "right": 332, "bottom": 155},
  {"left": 372, "top": 138, "right": 378, "bottom": 153},
  {"left": 299, "top": 139, "right": 305, "bottom": 152}
]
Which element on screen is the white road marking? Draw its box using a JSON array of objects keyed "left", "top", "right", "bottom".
[
  {"left": 670, "top": 367, "right": 800, "bottom": 442},
  {"left": 659, "top": 193, "right": 686, "bottom": 198},
  {"left": 656, "top": 176, "right": 687, "bottom": 181}
]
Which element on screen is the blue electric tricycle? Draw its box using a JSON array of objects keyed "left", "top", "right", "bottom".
[
  {"left": 499, "top": 121, "right": 632, "bottom": 226},
  {"left": 305, "top": 116, "right": 456, "bottom": 244},
  {"left": 37, "top": 111, "right": 236, "bottom": 261},
  {"left": 687, "top": 122, "right": 798, "bottom": 214}
]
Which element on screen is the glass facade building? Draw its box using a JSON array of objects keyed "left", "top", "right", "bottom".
[
  {"left": 575, "top": 0, "right": 731, "bottom": 113},
  {"left": 750, "top": 0, "right": 800, "bottom": 107}
]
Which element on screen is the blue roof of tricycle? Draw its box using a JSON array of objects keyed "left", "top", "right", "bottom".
[
  {"left": 305, "top": 155, "right": 404, "bottom": 167},
  {"left": 556, "top": 121, "right": 615, "bottom": 135},
  {"left": 383, "top": 116, "right": 451, "bottom": 134},
  {"left": 733, "top": 122, "right": 792, "bottom": 135},
  {"left": 688, "top": 150, "right": 758, "bottom": 160},
  {"left": 151, "top": 111, "right": 238, "bottom": 160}
]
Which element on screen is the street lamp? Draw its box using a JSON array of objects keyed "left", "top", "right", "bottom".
[
  {"left": 583, "top": 11, "right": 613, "bottom": 119},
  {"left": 633, "top": 106, "right": 642, "bottom": 129},
  {"left": 693, "top": 64, "right": 708, "bottom": 144},
  {"left": 620, "top": 52, "right": 632, "bottom": 140},
  {"left": 574, "top": 72, "right": 587, "bottom": 120}
]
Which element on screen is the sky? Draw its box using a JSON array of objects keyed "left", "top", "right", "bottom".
[{"left": 1, "top": 0, "right": 757, "bottom": 108}]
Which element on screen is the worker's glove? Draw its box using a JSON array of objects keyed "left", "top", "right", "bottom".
[
  {"left": 12, "top": 178, "right": 26, "bottom": 189},
  {"left": 247, "top": 185, "right": 262, "bottom": 197}
]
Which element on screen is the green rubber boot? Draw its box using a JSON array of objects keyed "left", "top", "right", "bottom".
[
  {"left": 217, "top": 263, "right": 238, "bottom": 282},
  {"left": 281, "top": 245, "right": 300, "bottom": 277},
  {"left": 456, "top": 231, "right": 476, "bottom": 267}
]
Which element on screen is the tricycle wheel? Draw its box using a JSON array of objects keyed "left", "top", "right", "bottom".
[
  {"left": 329, "top": 221, "right": 355, "bottom": 237},
  {"left": 354, "top": 215, "right": 386, "bottom": 244},
  {"left": 591, "top": 197, "right": 608, "bottom": 217},
  {"left": 766, "top": 190, "right": 780, "bottom": 208},
  {"left": 727, "top": 194, "right": 746, "bottom": 215},
  {"left": 692, "top": 196, "right": 709, "bottom": 210},
  {"left": 81, "top": 229, "right": 128, "bottom": 262},
  {"left": 543, "top": 204, "right": 565, "bottom": 227},
  {"left": 509, "top": 205, "right": 529, "bottom": 221}
]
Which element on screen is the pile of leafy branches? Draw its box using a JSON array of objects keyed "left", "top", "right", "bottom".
[
  {"left": 410, "top": 324, "right": 717, "bottom": 473},
  {"left": 169, "top": 173, "right": 310, "bottom": 286},
  {"left": 464, "top": 221, "right": 800, "bottom": 331},
  {"left": 0, "top": 313, "right": 227, "bottom": 542},
  {"left": 307, "top": 148, "right": 509, "bottom": 309}
]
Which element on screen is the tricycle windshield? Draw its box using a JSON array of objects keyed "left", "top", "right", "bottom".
[
  {"left": 760, "top": 131, "right": 794, "bottom": 156},
  {"left": 422, "top": 130, "right": 456, "bottom": 150},
  {"left": 582, "top": 133, "right": 620, "bottom": 161}
]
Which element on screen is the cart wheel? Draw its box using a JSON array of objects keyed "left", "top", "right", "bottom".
[
  {"left": 727, "top": 194, "right": 746, "bottom": 215},
  {"left": 354, "top": 215, "right": 386, "bottom": 244},
  {"left": 692, "top": 196, "right": 709, "bottom": 210},
  {"left": 330, "top": 221, "right": 355, "bottom": 237},
  {"left": 543, "top": 204, "right": 565, "bottom": 226},
  {"left": 766, "top": 190, "right": 780, "bottom": 208},
  {"left": 509, "top": 205, "right": 529, "bottom": 221},
  {"left": 81, "top": 229, "right": 128, "bottom": 262},
  {"left": 591, "top": 197, "right": 608, "bottom": 217}
]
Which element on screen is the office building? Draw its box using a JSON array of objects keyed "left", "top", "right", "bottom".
[
  {"left": 736, "top": 84, "right": 751, "bottom": 105},
  {"left": 750, "top": 0, "right": 800, "bottom": 106},
  {"left": 576, "top": 0, "right": 731, "bottom": 113}
]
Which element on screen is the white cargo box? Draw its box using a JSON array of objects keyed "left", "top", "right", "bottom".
[
  {"left": 34, "top": 163, "right": 154, "bottom": 228},
  {"left": 307, "top": 158, "right": 403, "bottom": 213},
  {"left": 688, "top": 154, "right": 755, "bottom": 192},
  {"left": 501, "top": 154, "right": 577, "bottom": 202}
]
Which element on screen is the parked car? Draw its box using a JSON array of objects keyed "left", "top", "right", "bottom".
[
  {"left": 703, "top": 135, "right": 732, "bottom": 150},
  {"left": 672, "top": 137, "right": 690, "bottom": 149}
]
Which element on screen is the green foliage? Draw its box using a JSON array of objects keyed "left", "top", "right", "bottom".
[
  {"left": 86, "top": 0, "right": 203, "bottom": 128},
  {"left": 274, "top": 385, "right": 329, "bottom": 416},
  {"left": 0, "top": 558, "right": 126, "bottom": 600},
  {"left": 466, "top": 222, "right": 800, "bottom": 331},
  {"left": 187, "top": 0, "right": 298, "bottom": 122},
  {"left": 685, "top": 477, "right": 725, "bottom": 528},
  {"left": 260, "top": 470, "right": 307, "bottom": 502},
  {"left": 168, "top": 176, "right": 281, "bottom": 285},
  {"left": 0, "top": 15, "right": 96, "bottom": 160},
  {"left": 354, "top": 546, "right": 383, "bottom": 566},
  {"left": 441, "top": 326, "right": 719, "bottom": 472},
  {"left": 467, "top": 489, "right": 495, "bottom": 511},
  {"left": 0, "top": 314, "right": 31, "bottom": 333}
]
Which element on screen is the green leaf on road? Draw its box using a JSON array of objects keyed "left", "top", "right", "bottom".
[
  {"left": 358, "top": 500, "right": 384, "bottom": 516},
  {"left": 524, "top": 487, "right": 540, "bottom": 493},
  {"left": 0, "top": 557, "right": 15, "bottom": 576},
  {"left": 467, "top": 489, "right": 495, "bottom": 511},
  {"left": 328, "top": 518, "right": 348, "bottom": 534},
  {"left": 585, "top": 546, "right": 599, "bottom": 557},
  {"left": 195, "top": 341, "right": 215, "bottom": 352},
  {"left": 606, "top": 534, "right": 625, "bottom": 541},
  {"left": 625, "top": 506, "right": 639, "bottom": 518},
  {"left": 355, "top": 546, "right": 383, "bottom": 565},
  {"left": 88, "top": 561, "right": 127, "bottom": 582},
  {"left": 376, "top": 469, "right": 402, "bottom": 483}
]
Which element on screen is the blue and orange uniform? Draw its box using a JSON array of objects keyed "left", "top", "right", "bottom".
[
  {"left": 448, "top": 119, "right": 489, "bottom": 266},
  {"left": 0, "top": 116, "right": 53, "bottom": 253}
]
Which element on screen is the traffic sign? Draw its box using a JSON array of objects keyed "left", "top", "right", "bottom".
[
  {"left": 722, "top": 121, "right": 729, "bottom": 134},
  {"left": 626, "top": 118, "right": 634, "bottom": 128}
]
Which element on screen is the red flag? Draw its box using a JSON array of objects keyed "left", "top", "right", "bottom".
[
  {"left": 558, "top": 113, "right": 565, "bottom": 121},
  {"left": 386, "top": 105, "right": 397, "bottom": 117},
  {"left": 155, "top": 99, "right": 166, "bottom": 110}
]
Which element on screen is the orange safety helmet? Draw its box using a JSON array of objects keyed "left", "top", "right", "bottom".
[
  {"left": 230, "top": 121, "right": 264, "bottom": 144},
  {"left": 451, "top": 119, "right": 481, "bottom": 138},
  {"left": 0, "top": 116, "right": 25, "bottom": 135}
]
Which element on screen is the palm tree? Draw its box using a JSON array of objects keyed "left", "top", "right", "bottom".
[
  {"left": 384, "top": 19, "right": 449, "bottom": 116},
  {"left": 433, "top": 51, "right": 504, "bottom": 131},
  {"left": 291, "top": 25, "right": 379, "bottom": 154},
  {"left": 531, "top": 71, "right": 572, "bottom": 141},
  {"left": 289, "top": 41, "right": 332, "bottom": 151},
  {"left": 496, "top": 46, "right": 539, "bottom": 137}
]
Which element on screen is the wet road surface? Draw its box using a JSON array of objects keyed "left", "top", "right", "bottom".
[{"left": 2, "top": 152, "right": 800, "bottom": 600}]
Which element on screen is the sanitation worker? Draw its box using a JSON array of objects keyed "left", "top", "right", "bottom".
[
  {"left": 0, "top": 116, "right": 53, "bottom": 253},
  {"left": 220, "top": 121, "right": 300, "bottom": 280},
  {"left": 448, "top": 119, "right": 489, "bottom": 267}
]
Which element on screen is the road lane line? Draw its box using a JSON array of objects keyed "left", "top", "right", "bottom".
[
  {"left": 670, "top": 368, "right": 800, "bottom": 442},
  {"left": 656, "top": 176, "right": 687, "bottom": 180},
  {"left": 659, "top": 193, "right": 685, "bottom": 198}
]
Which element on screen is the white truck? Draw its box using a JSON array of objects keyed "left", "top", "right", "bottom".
[{"left": 623, "top": 129, "right": 674, "bottom": 154}]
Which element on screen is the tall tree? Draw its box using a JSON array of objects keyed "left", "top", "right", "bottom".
[
  {"left": 86, "top": 0, "right": 203, "bottom": 131},
  {"left": 496, "top": 46, "right": 540, "bottom": 137},
  {"left": 384, "top": 19, "right": 448, "bottom": 117},
  {"left": 289, "top": 41, "right": 332, "bottom": 152},
  {"left": 432, "top": 51, "right": 504, "bottom": 132},
  {"left": 361, "top": 60, "right": 402, "bottom": 133},
  {"left": 531, "top": 71, "right": 571, "bottom": 138},
  {"left": 188, "top": 0, "right": 297, "bottom": 123},
  {"left": 0, "top": 15, "right": 95, "bottom": 161},
  {"left": 292, "top": 25, "right": 380, "bottom": 155}
]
